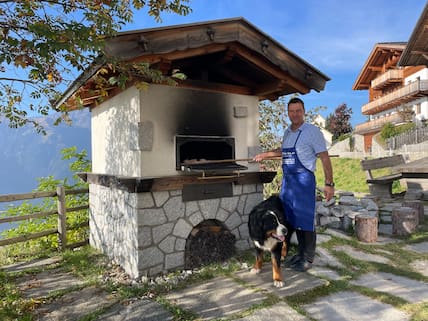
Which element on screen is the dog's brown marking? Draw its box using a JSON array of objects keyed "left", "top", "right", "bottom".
[
  {"left": 254, "top": 253, "right": 263, "bottom": 270},
  {"left": 271, "top": 255, "right": 283, "bottom": 283},
  {"left": 281, "top": 241, "right": 287, "bottom": 259}
]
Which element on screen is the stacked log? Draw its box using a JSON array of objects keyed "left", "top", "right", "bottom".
[
  {"left": 402, "top": 200, "right": 424, "bottom": 224},
  {"left": 355, "top": 214, "right": 378, "bottom": 243},
  {"left": 392, "top": 207, "right": 419, "bottom": 236}
]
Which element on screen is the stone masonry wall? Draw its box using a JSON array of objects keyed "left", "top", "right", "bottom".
[
  {"left": 89, "top": 184, "right": 140, "bottom": 278},
  {"left": 89, "top": 183, "right": 264, "bottom": 279}
]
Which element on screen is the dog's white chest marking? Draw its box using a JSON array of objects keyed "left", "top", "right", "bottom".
[{"left": 254, "top": 238, "right": 278, "bottom": 251}]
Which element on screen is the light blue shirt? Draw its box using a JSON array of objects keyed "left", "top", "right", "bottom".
[{"left": 282, "top": 123, "right": 327, "bottom": 172}]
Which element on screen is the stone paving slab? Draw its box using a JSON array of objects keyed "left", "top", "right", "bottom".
[
  {"left": 334, "top": 245, "right": 390, "bottom": 264},
  {"left": 373, "top": 235, "right": 400, "bottom": 244},
  {"left": 410, "top": 259, "right": 428, "bottom": 277},
  {"left": 309, "top": 266, "right": 343, "bottom": 281},
  {"left": 2, "top": 257, "right": 62, "bottom": 273},
  {"left": 16, "top": 269, "right": 85, "bottom": 298},
  {"left": 95, "top": 299, "right": 174, "bottom": 321},
  {"left": 236, "top": 266, "right": 327, "bottom": 297},
  {"left": 34, "top": 286, "right": 117, "bottom": 321},
  {"left": 302, "top": 290, "right": 410, "bottom": 321},
  {"left": 351, "top": 272, "right": 428, "bottom": 303},
  {"left": 235, "top": 301, "right": 310, "bottom": 321},
  {"left": 323, "top": 228, "right": 353, "bottom": 240},
  {"left": 315, "top": 247, "right": 344, "bottom": 269},
  {"left": 165, "top": 276, "right": 267, "bottom": 320},
  {"left": 405, "top": 241, "right": 428, "bottom": 253},
  {"left": 316, "top": 233, "right": 332, "bottom": 244}
]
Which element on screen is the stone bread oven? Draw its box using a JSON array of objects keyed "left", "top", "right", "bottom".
[{"left": 58, "top": 18, "right": 329, "bottom": 278}]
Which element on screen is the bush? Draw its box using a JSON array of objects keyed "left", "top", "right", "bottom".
[
  {"left": 380, "top": 122, "right": 416, "bottom": 141},
  {"left": 380, "top": 123, "right": 397, "bottom": 140}
]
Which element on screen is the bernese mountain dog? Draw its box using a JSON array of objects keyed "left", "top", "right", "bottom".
[{"left": 248, "top": 195, "right": 288, "bottom": 287}]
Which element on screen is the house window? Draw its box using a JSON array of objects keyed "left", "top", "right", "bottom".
[{"left": 415, "top": 103, "right": 421, "bottom": 115}]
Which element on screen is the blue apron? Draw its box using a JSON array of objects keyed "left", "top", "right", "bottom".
[{"left": 279, "top": 130, "right": 316, "bottom": 232}]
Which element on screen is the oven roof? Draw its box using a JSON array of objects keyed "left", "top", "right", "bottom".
[
  {"left": 57, "top": 17, "right": 330, "bottom": 110},
  {"left": 398, "top": 3, "right": 428, "bottom": 66}
]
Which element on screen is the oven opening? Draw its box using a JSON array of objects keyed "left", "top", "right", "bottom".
[
  {"left": 175, "top": 135, "right": 247, "bottom": 172},
  {"left": 184, "top": 219, "right": 236, "bottom": 269}
]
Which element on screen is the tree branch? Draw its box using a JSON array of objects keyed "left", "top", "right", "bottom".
[{"left": 0, "top": 77, "right": 38, "bottom": 84}]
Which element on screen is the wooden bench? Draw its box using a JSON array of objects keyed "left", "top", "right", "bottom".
[{"left": 360, "top": 155, "right": 405, "bottom": 198}]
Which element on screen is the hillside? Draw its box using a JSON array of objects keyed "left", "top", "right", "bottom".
[{"left": 0, "top": 110, "right": 91, "bottom": 195}]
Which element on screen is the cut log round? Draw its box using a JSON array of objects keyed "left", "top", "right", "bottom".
[
  {"left": 402, "top": 200, "right": 424, "bottom": 224},
  {"left": 392, "top": 207, "right": 418, "bottom": 236},
  {"left": 355, "top": 214, "right": 378, "bottom": 243}
]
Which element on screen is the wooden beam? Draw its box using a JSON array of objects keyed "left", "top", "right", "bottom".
[
  {"left": 215, "top": 67, "right": 258, "bottom": 87},
  {"left": 254, "top": 80, "right": 286, "bottom": 96},
  {"left": 130, "top": 44, "right": 229, "bottom": 64},
  {"left": 153, "top": 58, "right": 172, "bottom": 75},
  {"left": 229, "top": 45, "right": 310, "bottom": 93},
  {"left": 0, "top": 191, "right": 57, "bottom": 203},
  {"left": 0, "top": 229, "right": 58, "bottom": 247},
  {"left": 176, "top": 78, "right": 252, "bottom": 95},
  {"left": 410, "top": 50, "right": 428, "bottom": 55},
  {"left": 368, "top": 66, "right": 382, "bottom": 71}
]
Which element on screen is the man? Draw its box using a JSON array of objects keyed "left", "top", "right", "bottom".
[{"left": 253, "top": 97, "right": 334, "bottom": 272}]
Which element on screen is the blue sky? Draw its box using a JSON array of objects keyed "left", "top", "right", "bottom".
[{"left": 124, "top": 0, "right": 426, "bottom": 127}]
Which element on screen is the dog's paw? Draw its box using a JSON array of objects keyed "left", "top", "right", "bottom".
[
  {"left": 273, "top": 280, "right": 284, "bottom": 288},
  {"left": 250, "top": 268, "right": 261, "bottom": 274}
]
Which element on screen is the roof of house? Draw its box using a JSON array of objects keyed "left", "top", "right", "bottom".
[
  {"left": 352, "top": 42, "right": 406, "bottom": 90},
  {"left": 56, "top": 17, "right": 330, "bottom": 110},
  {"left": 398, "top": 3, "right": 428, "bottom": 66}
]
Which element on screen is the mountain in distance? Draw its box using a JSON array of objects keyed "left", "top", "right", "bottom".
[{"left": 0, "top": 109, "right": 91, "bottom": 196}]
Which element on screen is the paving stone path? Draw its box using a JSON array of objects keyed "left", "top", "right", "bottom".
[{"left": 2, "top": 199, "right": 428, "bottom": 321}]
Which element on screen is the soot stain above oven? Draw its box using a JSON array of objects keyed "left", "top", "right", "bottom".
[{"left": 175, "top": 92, "right": 231, "bottom": 136}]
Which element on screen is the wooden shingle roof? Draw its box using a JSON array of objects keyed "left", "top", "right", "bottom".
[{"left": 57, "top": 18, "right": 329, "bottom": 110}]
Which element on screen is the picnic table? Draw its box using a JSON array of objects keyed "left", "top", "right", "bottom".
[
  {"left": 393, "top": 156, "right": 428, "bottom": 178},
  {"left": 392, "top": 156, "right": 428, "bottom": 196}
]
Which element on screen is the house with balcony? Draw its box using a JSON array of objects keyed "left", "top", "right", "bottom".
[{"left": 352, "top": 3, "right": 428, "bottom": 153}]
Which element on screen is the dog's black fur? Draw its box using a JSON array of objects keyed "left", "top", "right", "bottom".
[{"left": 248, "top": 195, "right": 288, "bottom": 287}]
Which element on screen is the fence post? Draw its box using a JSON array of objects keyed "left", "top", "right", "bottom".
[{"left": 57, "top": 185, "right": 67, "bottom": 250}]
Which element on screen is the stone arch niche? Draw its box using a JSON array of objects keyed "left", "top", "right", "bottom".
[{"left": 184, "top": 219, "right": 236, "bottom": 269}]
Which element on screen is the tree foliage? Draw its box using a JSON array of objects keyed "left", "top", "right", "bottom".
[
  {"left": 258, "top": 97, "right": 287, "bottom": 196},
  {"left": 0, "top": 0, "right": 191, "bottom": 133},
  {"left": 380, "top": 122, "right": 416, "bottom": 141},
  {"left": 325, "top": 103, "right": 353, "bottom": 141}
]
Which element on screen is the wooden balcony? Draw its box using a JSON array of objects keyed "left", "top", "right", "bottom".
[
  {"left": 362, "top": 79, "right": 428, "bottom": 115},
  {"left": 371, "top": 69, "right": 403, "bottom": 90},
  {"left": 354, "top": 113, "right": 406, "bottom": 134}
]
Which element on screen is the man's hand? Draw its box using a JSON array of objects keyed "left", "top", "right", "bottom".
[{"left": 324, "top": 185, "right": 335, "bottom": 201}]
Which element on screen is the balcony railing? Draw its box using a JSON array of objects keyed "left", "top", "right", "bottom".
[
  {"left": 362, "top": 79, "right": 428, "bottom": 115},
  {"left": 371, "top": 69, "right": 403, "bottom": 89},
  {"left": 354, "top": 113, "right": 406, "bottom": 134}
]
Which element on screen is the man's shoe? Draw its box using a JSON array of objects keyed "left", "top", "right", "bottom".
[
  {"left": 283, "top": 255, "right": 301, "bottom": 267},
  {"left": 291, "top": 260, "right": 312, "bottom": 272}
]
